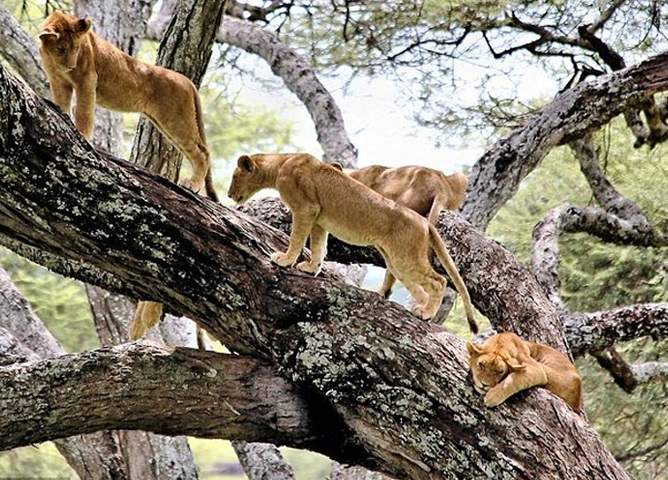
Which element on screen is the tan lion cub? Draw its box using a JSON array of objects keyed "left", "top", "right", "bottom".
[
  {"left": 467, "top": 332, "right": 583, "bottom": 416},
  {"left": 227, "top": 153, "right": 478, "bottom": 332},
  {"left": 344, "top": 165, "right": 468, "bottom": 298},
  {"left": 38, "top": 12, "right": 218, "bottom": 201}
]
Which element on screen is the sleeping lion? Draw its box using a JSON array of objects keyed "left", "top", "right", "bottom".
[{"left": 467, "top": 332, "right": 583, "bottom": 416}]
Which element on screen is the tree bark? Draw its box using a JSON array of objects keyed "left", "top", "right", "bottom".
[
  {"left": 74, "top": 1, "right": 202, "bottom": 478},
  {"left": 564, "top": 303, "right": 668, "bottom": 357},
  {"left": 0, "top": 344, "right": 319, "bottom": 450},
  {"left": 0, "top": 267, "right": 129, "bottom": 480},
  {"left": 460, "top": 52, "right": 668, "bottom": 230},
  {"left": 0, "top": 63, "right": 632, "bottom": 480},
  {"left": 0, "top": 4, "right": 49, "bottom": 98}
]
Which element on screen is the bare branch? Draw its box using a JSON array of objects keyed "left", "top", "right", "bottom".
[
  {"left": 563, "top": 303, "right": 668, "bottom": 357},
  {"left": 461, "top": 51, "right": 668, "bottom": 230},
  {"left": 572, "top": 135, "right": 651, "bottom": 229}
]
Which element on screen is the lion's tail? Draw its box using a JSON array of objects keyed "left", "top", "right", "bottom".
[
  {"left": 428, "top": 224, "right": 478, "bottom": 334},
  {"left": 193, "top": 87, "right": 219, "bottom": 202}
]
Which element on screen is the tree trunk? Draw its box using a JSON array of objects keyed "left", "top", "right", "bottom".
[
  {"left": 0, "top": 4, "right": 49, "bottom": 97},
  {"left": 146, "top": 1, "right": 358, "bottom": 167},
  {"left": 0, "top": 63, "right": 632, "bottom": 480}
]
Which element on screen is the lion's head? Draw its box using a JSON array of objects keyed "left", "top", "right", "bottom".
[
  {"left": 227, "top": 155, "right": 264, "bottom": 205},
  {"left": 39, "top": 13, "right": 92, "bottom": 72},
  {"left": 466, "top": 337, "right": 526, "bottom": 394}
]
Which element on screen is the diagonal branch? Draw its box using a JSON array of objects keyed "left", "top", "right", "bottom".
[
  {"left": 461, "top": 51, "right": 668, "bottom": 230},
  {"left": 0, "top": 4, "right": 49, "bottom": 97},
  {"left": 572, "top": 135, "right": 651, "bottom": 229}
]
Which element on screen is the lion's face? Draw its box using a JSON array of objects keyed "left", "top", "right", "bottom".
[
  {"left": 467, "top": 349, "right": 510, "bottom": 394},
  {"left": 39, "top": 14, "right": 91, "bottom": 71},
  {"left": 227, "top": 155, "right": 263, "bottom": 205}
]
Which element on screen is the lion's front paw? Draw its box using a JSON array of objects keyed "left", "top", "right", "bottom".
[
  {"left": 484, "top": 387, "right": 506, "bottom": 408},
  {"left": 296, "top": 260, "right": 322, "bottom": 276},
  {"left": 270, "top": 251, "right": 295, "bottom": 267}
]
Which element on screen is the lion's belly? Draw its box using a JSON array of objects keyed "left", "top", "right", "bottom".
[{"left": 317, "top": 213, "right": 378, "bottom": 247}]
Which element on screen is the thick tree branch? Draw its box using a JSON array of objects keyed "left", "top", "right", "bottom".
[
  {"left": 564, "top": 303, "right": 668, "bottom": 357},
  {"left": 531, "top": 203, "right": 666, "bottom": 310},
  {"left": 461, "top": 51, "right": 668, "bottom": 230},
  {"left": 0, "top": 344, "right": 319, "bottom": 451},
  {"left": 0, "top": 63, "right": 631, "bottom": 480}
]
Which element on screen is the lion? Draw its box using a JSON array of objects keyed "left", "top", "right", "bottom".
[
  {"left": 342, "top": 164, "right": 468, "bottom": 298},
  {"left": 227, "top": 153, "right": 478, "bottom": 333},
  {"left": 466, "top": 332, "right": 583, "bottom": 415},
  {"left": 38, "top": 12, "right": 218, "bottom": 201}
]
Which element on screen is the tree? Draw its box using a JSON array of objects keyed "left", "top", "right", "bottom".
[
  {"left": 3, "top": 48, "right": 668, "bottom": 477},
  {"left": 0, "top": 1, "right": 667, "bottom": 478}
]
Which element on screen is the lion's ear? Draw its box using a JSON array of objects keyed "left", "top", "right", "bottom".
[
  {"left": 238, "top": 155, "right": 255, "bottom": 172},
  {"left": 76, "top": 17, "right": 92, "bottom": 33},
  {"left": 39, "top": 28, "right": 59, "bottom": 41},
  {"left": 466, "top": 341, "right": 482, "bottom": 356},
  {"left": 330, "top": 162, "right": 344, "bottom": 171}
]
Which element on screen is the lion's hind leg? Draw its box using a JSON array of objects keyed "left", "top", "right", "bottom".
[{"left": 378, "top": 269, "right": 397, "bottom": 299}]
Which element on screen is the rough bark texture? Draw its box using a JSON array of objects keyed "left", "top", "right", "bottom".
[
  {"left": 0, "top": 64, "right": 631, "bottom": 480},
  {"left": 0, "top": 344, "right": 318, "bottom": 450},
  {"left": 133, "top": 2, "right": 297, "bottom": 476},
  {"left": 75, "top": 1, "right": 201, "bottom": 478},
  {"left": 232, "top": 441, "right": 296, "bottom": 480},
  {"left": 0, "top": 267, "right": 128, "bottom": 480},
  {"left": 564, "top": 303, "right": 668, "bottom": 357},
  {"left": 147, "top": 3, "right": 358, "bottom": 167},
  {"left": 0, "top": 4, "right": 49, "bottom": 98},
  {"left": 460, "top": 52, "right": 668, "bottom": 231}
]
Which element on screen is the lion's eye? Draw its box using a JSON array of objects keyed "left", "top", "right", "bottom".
[
  {"left": 477, "top": 361, "right": 485, "bottom": 371},
  {"left": 58, "top": 47, "right": 67, "bottom": 54}
]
